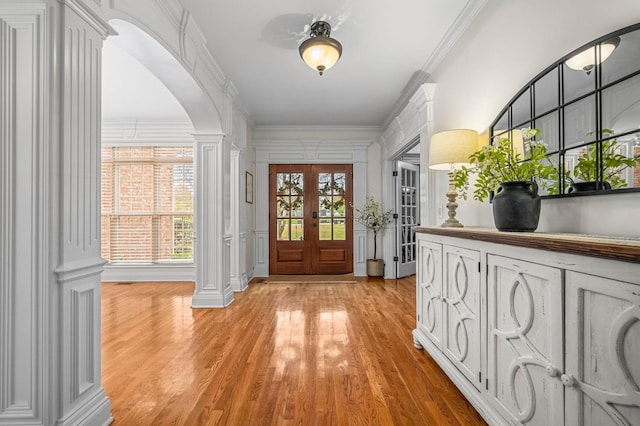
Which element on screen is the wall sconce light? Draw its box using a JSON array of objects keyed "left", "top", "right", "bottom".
[
  {"left": 299, "top": 21, "right": 342, "bottom": 76},
  {"left": 565, "top": 37, "right": 620, "bottom": 75},
  {"left": 429, "top": 129, "right": 479, "bottom": 227}
]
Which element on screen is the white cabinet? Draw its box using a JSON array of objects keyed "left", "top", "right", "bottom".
[
  {"left": 443, "top": 245, "right": 481, "bottom": 390},
  {"left": 416, "top": 240, "right": 443, "bottom": 349},
  {"left": 565, "top": 272, "right": 640, "bottom": 426},
  {"left": 487, "top": 255, "right": 564, "bottom": 425},
  {"left": 415, "top": 241, "right": 481, "bottom": 389},
  {"left": 413, "top": 229, "right": 640, "bottom": 426}
]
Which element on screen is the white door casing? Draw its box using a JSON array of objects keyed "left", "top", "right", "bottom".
[
  {"left": 381, "top": 83, "right": 435, "bottom": 278},
  {"left": 253, "top": 139, "right": 371, "bottom": 277}
]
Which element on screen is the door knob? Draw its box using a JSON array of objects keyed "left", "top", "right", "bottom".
[
  {"left": 545, "top": 365, "right": 559, "bottom": 377},
  {"left": 312, "top": 211, "right": 318, "bottom": 219},
  {"left": 561, "top": 374, "right": 576, "bottom": 387}
]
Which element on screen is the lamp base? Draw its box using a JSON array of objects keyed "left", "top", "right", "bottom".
[{"left": 441, "top": 170, "right": 464, "bottom": 228}]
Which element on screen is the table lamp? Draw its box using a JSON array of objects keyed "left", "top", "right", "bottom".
[{"left": 429, "top": 129, "right": 479, "bottom": 227}]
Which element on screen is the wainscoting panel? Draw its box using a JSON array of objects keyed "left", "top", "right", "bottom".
[{"left": 0, "top": 4, "right": 48, "bottom": 424}]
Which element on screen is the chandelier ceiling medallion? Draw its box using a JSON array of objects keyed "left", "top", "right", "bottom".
[{"left": 299, "top": 21, "right": 343, "bottom": 76}]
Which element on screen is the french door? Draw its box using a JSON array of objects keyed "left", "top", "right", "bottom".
[
  {"left": 269, "top": 164, "right": 353, "bottom": 275},
  {"left": 396, "top": 161, "right": 419, "bottom": 277}
]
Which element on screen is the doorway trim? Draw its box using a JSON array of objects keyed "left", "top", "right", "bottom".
[
  {"left": 380, "top": 83, "right": 436, "bottom": 278},
  {"left": 254, "top": 138, "right": 371, "bottom": 277}
]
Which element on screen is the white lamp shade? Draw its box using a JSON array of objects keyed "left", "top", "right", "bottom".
[
  {"left": 429, "top": 129, "right": 479, "bottom": 170},
  {"left": 299, "top": 37, "right": 342, "bottom": 73}
]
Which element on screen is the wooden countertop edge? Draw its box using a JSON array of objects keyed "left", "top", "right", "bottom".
[{"left": 414, "top": 226, "right": 640, "bottom": 264}]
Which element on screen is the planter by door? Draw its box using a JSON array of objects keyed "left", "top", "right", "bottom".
[
  {"left": 367, "top": 259, "right": 384, "bottom": 277},
  {"left": 492, "top": 181, "right": 541, "bottom": 232}
]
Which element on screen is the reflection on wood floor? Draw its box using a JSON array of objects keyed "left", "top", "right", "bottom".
[{"left": 101, "top": 276, "right": 486, "bottom": 425}]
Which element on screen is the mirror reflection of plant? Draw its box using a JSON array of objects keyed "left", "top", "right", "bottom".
[
  {"left": 454, "top": 128, "right": 556, "bottom": 202},
  {"left": 565, "top": 130, "right": 640, "bottom": 189}
]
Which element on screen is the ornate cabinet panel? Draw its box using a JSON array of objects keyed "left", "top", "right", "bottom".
[
  {"left": 442, "top": 246, "right": 482, "bottom": 390},
  {"left": 565, "top": 272, "right": 640, "bottom": 426},
  {"left": 416, "top": 240, "right": 443, "bottom": 349},
  {"left": 487, "top": 255, "right": 564, "bottom": 425}
]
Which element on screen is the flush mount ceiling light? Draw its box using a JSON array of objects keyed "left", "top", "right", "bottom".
[
  {"left": 565, "top": 37, "right": 620, "bottom": 74},
  {"left": 299, "top": 21, "right": 342, "bottom": 76}
]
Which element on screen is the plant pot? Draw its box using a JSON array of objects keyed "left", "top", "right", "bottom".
[
  {"left": 567, "top": 181, "right": 611, "bottom": 193},
  {"left": 367, "top": 259, "right": 384, "bottom": 277},
  {"left": 492, "top": 181, "right": 541, "bottom": 232}
]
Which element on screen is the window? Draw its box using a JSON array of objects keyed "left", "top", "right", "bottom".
[{"left": 101, "top": 146, "right": 194, "bottom": 264}]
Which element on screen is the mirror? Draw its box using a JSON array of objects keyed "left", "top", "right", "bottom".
[{"left": 491, "top": 23, "right": 640, "bottom": 197}]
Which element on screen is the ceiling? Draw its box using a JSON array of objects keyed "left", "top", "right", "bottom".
[{"left": 102, "top": 0, "right": 487, "bottom": 128}]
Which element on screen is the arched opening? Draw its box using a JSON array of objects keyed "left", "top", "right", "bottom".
[
  {"left": 101, "top": 21, "right": 198, "bottom": 282},
  {"left": 105, "top": 19, "right": 222, "bottom": 132}
]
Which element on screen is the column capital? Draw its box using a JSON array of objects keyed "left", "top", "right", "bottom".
[
  {"left": 193, "top": 132, "right": 226, "bottom": 144},
  {"left": 59, "top": 0, "right": 116, "bottom": 38}
]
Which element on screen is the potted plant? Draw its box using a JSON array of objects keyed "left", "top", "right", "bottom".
[
  {"left": 352, "top": 195, "right": 393, "bottom": 276},
  {"left": 564, "top": 129, "right": 640, "bottom": 193},
  {"left": 454, "top": 128, "right": 556, "bottom": 231}
]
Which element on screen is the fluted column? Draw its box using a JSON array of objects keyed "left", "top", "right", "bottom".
[
  {"left": 0, "top": 0, "right": 113, "bottom": 425},
  {"left": 193, "top": 133, "right": 234, "bottom": 308}
]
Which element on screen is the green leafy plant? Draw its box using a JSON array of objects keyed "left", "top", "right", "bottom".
[
  {"left": 565, "top": 130, "right": 640, "bottom": 189},
  {"left": 454, "top": 128, "right": 556, "bottom": 201},
  {"left": 352, "top": 195, "right": 393, "bottom": 259}
]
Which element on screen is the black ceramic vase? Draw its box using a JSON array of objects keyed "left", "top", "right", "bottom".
[
  {"left": 568, "top": 181, "right": 611, "bottom": 193},
  {"left": 492, "top": 181, "right": 541, "bottom": 232}
]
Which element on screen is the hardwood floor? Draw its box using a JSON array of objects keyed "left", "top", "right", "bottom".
[{"left": 101, "top": 277, "right": 486, "bottom": 425}]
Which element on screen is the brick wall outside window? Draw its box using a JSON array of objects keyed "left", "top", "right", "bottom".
[{"left": 101, "top": 146, "right": 194, "bottom": 264}]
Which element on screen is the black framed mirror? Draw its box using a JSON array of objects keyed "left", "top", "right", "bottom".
[{"left": 490, "top": 23, "right": 640, "bottom": 197}]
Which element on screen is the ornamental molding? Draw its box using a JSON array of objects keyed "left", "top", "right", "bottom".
[
  {"left": 102, "top": 120, "right": 195, "bottom": 144},
  {"left": 381, "top": 83, "right": 436, "bottom": 158}
]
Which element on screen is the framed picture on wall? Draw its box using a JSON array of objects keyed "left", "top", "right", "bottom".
[{"left": 246, "top": 171, "right": 253, "bottom": 204}]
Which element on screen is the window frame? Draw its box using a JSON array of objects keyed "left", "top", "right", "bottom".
[{"left": 101, "top": 144, "right": 194, "bottom": 265}]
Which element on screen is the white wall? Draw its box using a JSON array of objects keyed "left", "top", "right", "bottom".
[{"left": 425, "top": 0, "right": 640, "bottom": 237}]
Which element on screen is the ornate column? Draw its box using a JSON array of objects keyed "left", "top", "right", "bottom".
[
  {"left": 193, "top": 133, "right": 234, "bottom": 307},
  {"left": 0, "top": 1, "right": 113, "bottom": 425}
]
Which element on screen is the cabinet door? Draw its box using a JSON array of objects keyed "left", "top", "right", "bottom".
[
  {"left": 565, "top": 272, "right": 640, "bottom": 426},
  {"left": 442, "top": 245, "right": 481, "bottom": 390},
  {"left": 487, "top": 255, "right": 564, "bottom": 425},
  {"left": 416, "top": 239, "right": 443, "bottom": 349}
]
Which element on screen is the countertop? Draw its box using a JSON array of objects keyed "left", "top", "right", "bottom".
[{"left": 414, "top": 226, "right": 640, "bottom": 264}]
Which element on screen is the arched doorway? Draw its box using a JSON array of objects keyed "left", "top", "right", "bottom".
[{"left": 102, "top": 19, "right": 235, "bottom": 307}]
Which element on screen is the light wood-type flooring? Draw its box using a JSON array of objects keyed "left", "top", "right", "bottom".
[{"left": 101, "top": 277, "right": 486, "bottom": 425}]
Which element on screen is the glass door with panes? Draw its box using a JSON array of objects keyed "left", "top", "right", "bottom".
[
  {"left": 269, "top": 164, "right": 353, "bottom": 275},
  {"left": 396, "top": 161, "right": 419, "bottom": 277}
]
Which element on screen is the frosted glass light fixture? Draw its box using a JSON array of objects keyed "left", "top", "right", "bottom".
[
  {"left": 565, "top": 37, "right": 620, "bottom": 75},
  {"left": 299, "top": 21, "right": 342, "bottom": 76}
]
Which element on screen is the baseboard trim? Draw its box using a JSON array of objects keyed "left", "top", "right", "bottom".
[{"left": 55, "top": 387, "right": 112, "bottom": 426}]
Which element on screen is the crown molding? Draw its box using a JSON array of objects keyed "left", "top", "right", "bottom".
[
  {"left": 381, "top": 0, "right": 488, "bottom": 130},
  {"left": 253, "top": 125, "right": 381, "bottom": 137}
]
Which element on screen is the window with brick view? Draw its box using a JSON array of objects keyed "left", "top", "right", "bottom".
[{"left": 101, "top": 146, "right": 194, "bottom": 264}]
